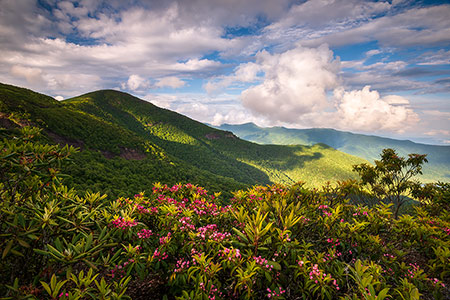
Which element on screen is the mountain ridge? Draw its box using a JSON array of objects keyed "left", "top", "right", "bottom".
[
  {"left": 0, "top": 83, "right": 368, "bottom": 197},
  {"left": 215, "top": 122, "right": 450, "bottom": 182}
]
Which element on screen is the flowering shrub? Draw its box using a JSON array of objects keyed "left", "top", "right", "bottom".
[{"left": 1, "top": 129, "right": 449, "bottom": 299}]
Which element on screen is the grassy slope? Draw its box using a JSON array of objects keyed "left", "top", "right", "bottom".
[
  {"left": 217, "top": 123, "right": 450, "bottom": 182},
  {"left": 0, "top": 83, "right": 368, "bottom": 195}
]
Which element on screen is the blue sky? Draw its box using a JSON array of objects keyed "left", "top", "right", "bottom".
[{"left": 0, "top": 0, "right": 449, "bottom": 144}]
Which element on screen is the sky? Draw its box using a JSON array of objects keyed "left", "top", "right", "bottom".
[{"left": 0, "top": 0, "right": 449, "bottom": 144}]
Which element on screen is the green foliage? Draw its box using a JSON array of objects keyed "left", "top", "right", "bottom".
[
  {"left": 1, "top": 83, "right": 369, "bottom": 195},
  {"left": 353, "top": 148, "right": 428, "bottom": 218},
  {"left": 412, "top": 182, "right": 450, "bottom": 219},
  {"left": 0, "top": 135, "right": 449, "bottom": 299}
]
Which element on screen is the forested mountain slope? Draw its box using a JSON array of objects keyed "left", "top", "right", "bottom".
[
  {"left": 0, "top": 83, "right": 367, "bottom": 196},
  {"left": 217, "top": 123, "right": 450, "bottom": 182}
]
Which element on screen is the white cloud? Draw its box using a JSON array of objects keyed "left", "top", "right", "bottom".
[
  {"left": 383, "top": 95, "right": 411, "bottom": 105},
  {"left": 424, "top": 129, "right": 450, "bottom": 136},
  {"left": 234, "top": 44, "right": 419, "bottom": 133},
  {"left": 422, "top": 110, "right": 450, "bottom": 119},
  {"left": 124, "top": 75, "right": 149, "bottom": 91},
  {"left": 331, "top": 86, "right": 418, "bottom": 132},
  {"left": 155, "top": 77, "right": 185, "bottom": 89},
  {"left": 366, "top": 49, "right": 382, "bottom": 57},
  {"left": 145, "top": 94, "right": 176, "bottom": 109},
  {"left": 205, "top": 62, "right": 261, "bottom": 94},
  {"left": 54, "top": 95, "right": 64, "bottom": 101},
  {"left": 241, "top": 44, "right": 340, "bottom": 123},
  {"left": 299, "top": 5, "right": 450, "bottom": 48},
  {"left": 7, "top": 64, "right": 102, "bottom": 96},
  {"left": 10, "top": 65, "right": 46, "bottom": 85},
  {"left": 417, "top": 50, "right": 450, "bottom": 66},
  {"left": 268, "top": 0, "right": 391, "bottom": 30}
]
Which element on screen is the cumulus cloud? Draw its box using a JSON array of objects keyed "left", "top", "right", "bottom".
[
  {"left": 241, "top": 44, "right": 340, "bottom": 123},
  {"left": 235, "top": 45, "right": 419, "bottom": 133},
  {"left": 331, "top": 86, "right": 418, "bottom": 132},
  {"left": 123, "top": 75, "right": 149, "bottom": 91},
  {"left": 155, "top": 77, "right": 186, "bottom": 89}
]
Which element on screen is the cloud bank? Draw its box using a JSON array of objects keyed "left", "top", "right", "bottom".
[{"left": 232, "top": 45, "right": 418, "bottom": 132}]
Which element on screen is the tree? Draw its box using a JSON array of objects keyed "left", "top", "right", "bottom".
[
  {"left": 352, "top": 148, "right": 428, "bottom": 218},
  {"left": 411, "top": 182, "right": 450, "bottom": 217}
]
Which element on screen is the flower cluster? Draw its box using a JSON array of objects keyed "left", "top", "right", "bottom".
[
  {"left": 429, "top": 277, "right": 446, "bottom": 288},
  {"left": 153, "top": 248, "right": 168, "bottom": 261},
  {"left": 178, "top": 216, "right": 195, "bottom": 231},
  {"left": 326, "top": 238, "right": 340, "bottom": 247},
  {"left": 319, "top": 205, "right": 332, "bottom": 217},
  {"left": 266, "top": 287, "right": 286, "bottom": 298},
  {"left": 353, "top": 207, "right": 369, "bottom": 217},
  {"left": 254, "top": 256, "right": 273, "bottom": 270},
  {"left": 137, "top": 229, "right": 153, "bottom": 239},
  {"left": 197, "top": 224, "right": 231, "bottom": 241},
  {"left": 308, "top": 264, "right": 339, "bottom": 290},
  {"left": 110, "top": 216, "right": 137, "bottom": 229},
  {"left": 111, "top": 258, "right": 134, "bottom": 278},
  {"left": 174, "top": 258, "right": 190, "bottom": 273},
  {"left": 406, "top": 263, "right": 420, "bottom": 279},
  {"left": 219, "top": 247, "right": 241, "bottom": 261},
  {"left": 159, "top": 232, "right": 172, "bottom": 245},
  {"left": 199, "top": 282, "right": 221, "bottom": 300}
]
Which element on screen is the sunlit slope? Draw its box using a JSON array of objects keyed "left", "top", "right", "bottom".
[
  {"left": 0, "top": 83, "right": 250, "bottom": 196},
  {"left": 66, "top": 90, "right": 367, "bottom": 187},
  {"left": 217, "top": 123, "right": 450, "bottom": 182},
  {"left": 1, "top": 83, "right": 368, "bottom": 193}
]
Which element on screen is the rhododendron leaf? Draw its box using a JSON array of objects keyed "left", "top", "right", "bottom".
[{"left": 268, "top": 261, "right": 281, "bottom": 271}]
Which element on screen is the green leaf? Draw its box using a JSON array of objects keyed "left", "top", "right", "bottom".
[
  {"left": 17, "top": 239, "right": 30, "bottom": 248},
  {"left": 268, "top": 261, "right": 281, "bottom": 271},
  {"left": 264, "top": 271, "right": 272, "bottom": 282},
  {"left": 2, "top": 240, "right": 13, "bottom": 259}
]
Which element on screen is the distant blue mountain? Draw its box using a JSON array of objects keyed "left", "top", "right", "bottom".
[{"left": 215, "top": 123, "right": 450, "bottom": 182}]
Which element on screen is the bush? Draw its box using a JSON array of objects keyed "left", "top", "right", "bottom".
[{"left": 1, "top": 130, "right": 449, "bottom": 299}]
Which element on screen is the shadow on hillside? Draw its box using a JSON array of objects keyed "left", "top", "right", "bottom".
[
  {"left": 209, "top": 138, "right": 325, "bottom": 172},
  {"left": 145, "top": 134, "right": 273, "bottom": 186}
]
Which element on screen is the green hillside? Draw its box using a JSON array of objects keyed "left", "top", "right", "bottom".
[
  {"left": 216, "top": 123, "right": 450, "bottom": 182},
  {"left": 0, "top": 83, "right": 367, "bottom": 196}
]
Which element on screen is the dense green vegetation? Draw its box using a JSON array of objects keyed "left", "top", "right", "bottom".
[
  {"left": 216, "top": 123, "right": 450, "bottom": 183},
  {"left": 1, "top": 128, "right": 449, "bottom": 299},
  {"left": 0, "top": 83, "right": 368, "bottom": 197}
]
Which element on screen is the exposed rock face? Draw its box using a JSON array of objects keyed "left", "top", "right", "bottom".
[
  {"left": 119, "top": 147, "right": 147, "bottom": 160},
  {"left": 46, "top": 130, "right": 85, "bottom": 149},
  {"left": 0, "top": 113, "right": 32, "bottom": 128},
  {"left": 0, "top": 114, "right": 17, "bottom": 129},
  {"left": 205, "top": 132, "right": 237, "bottom": 140},
  {"left": 225, "top": 132, "right": 237, "bottom": 139},
  {"left": 205, "top": 133, "right": 221, "bottom": 140},
  {"left": 47, "top": 130, "right": 146, "bottom": 160}
]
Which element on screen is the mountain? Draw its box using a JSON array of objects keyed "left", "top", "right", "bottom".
[
  {"left": 0, "top": 83, "right": 367, "bottom": 197},
  {"left": 215, "top": 123, "right": 450, "bottom": 182}
]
